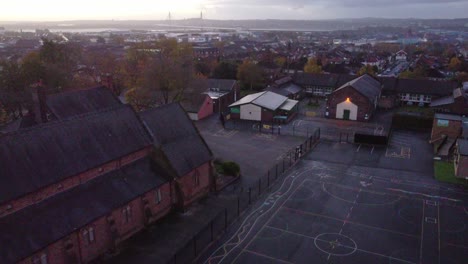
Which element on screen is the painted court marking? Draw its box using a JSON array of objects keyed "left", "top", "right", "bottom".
[{"left": 213, "top": 129, "right": 238, "bottom": 138}]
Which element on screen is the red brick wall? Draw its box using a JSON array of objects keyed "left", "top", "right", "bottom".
[
  {"left": 430, "top": 119, "right": 462, "bottom": 140},
  {"left": 455, "top": 155, "right": 468, "bottom": 179},
  {"left": 18, "top": 234, "right": 81, "bottom": 264},
  {"left": 177, "top": 162, "right": 212, "bottom": 209},
  {"left": 261, "top": 109, "right": 275, "bottom": 123},
  {"left": 78, "top": 217, "right": 112, "bottom": 263},
  {"left": 0, "top": 147, "right": 151, "bottom": 218},
  {"left": 327, "top": 86, "right": 374, "bottom": 121},
  {"left": 142, "top": 182, "right": 173, "bottom": 224}
]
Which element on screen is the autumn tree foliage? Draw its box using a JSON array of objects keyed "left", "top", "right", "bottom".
[{"left": 304, "top": 58, "right": 322, "bottom": 74}]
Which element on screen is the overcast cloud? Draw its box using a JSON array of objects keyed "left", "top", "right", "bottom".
[{"left": 1, "top": 0, "right": 467, "bottom": 21}]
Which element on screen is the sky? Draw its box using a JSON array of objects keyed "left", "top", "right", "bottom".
[{"left": 1, "top": 0, "right": 468, "bottom": 21}]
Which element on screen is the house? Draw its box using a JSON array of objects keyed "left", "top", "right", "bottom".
[
  {"left": 454, "top": 139, "right": 468, "bottom": 179},
  {"left": 140, "top": 103, "right": 213, "bottom": 210},
  {"left": 430, "top": 88, "right": 468, "bottom": 115},
  {"left": 395, "top": 50, "right": 407, "bottom": 61},
  {"left": 430, "top": 113, "right": 464, "bottom": 142},
  {"left": 202, "top": 79, "right": 240, "bottom": 113},
  {"left": 228, "top": 91, "right": 299, "bottom": 123},
  {"left": 292, "top": 73, "right": 355, "bottom": 97},
  {"left": 326, "top": 74, "right": 382, "bottom": 121},
  {"left": 0, "top": 105, "right": 173, "bottom": 263},
  {"left": 183, "top": 79, "right": 240, "bottom": 117}
]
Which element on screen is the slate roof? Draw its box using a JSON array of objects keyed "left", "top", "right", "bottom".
[
  {"left": 267, "top": 83, "right": 302, "bottom": 97},
  {"left": 229, "top": 91, "right": 288, "bottom": 111},
  {"left": 46, "top": 86, "right": 121, "bottom": 119},
  {"left": 0, "top": 105, "right": 152, "bottom": 204},
  {"left": 180, "top": 93, "right": 209, "bottom": 113},
  {"left": 334, "top": 74, "right": 382, "bottom": 102},
  {"left": 0, "top": 158, "right": 168, "bottom": 264},
  {"left": 293, "top": 72, "right": 340, "bottom": 87},
  {"left": 140, "top": 103, "right": 212, "bottom": 177},
  {"left": 457, "top": 139, "right": 468, "bottom": 156},
  {"left": 205, "top": 79, "right": 237, "bottom": 92},
  {"left": 395, "top": 79, "right": 457, "bottom": 96}
]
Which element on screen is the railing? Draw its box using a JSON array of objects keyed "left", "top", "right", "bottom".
[{"left": 168, "top": 128, "right": 321, "bottom": 264}]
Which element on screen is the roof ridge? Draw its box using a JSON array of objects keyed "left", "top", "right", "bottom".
[{"left": 0, "top": 104, "right": 130, "bottom": 138}]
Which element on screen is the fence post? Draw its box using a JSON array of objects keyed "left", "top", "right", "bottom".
[
  {"left": 293, "top": 125, "right": 295, "bottom": 136},
  {"left": 267, "top": 171, "right": 270, "bottom": 188},
  {"left": 275, "top": 164, "right": 278, "bottom": 180},
  {"left": 237, "top": 196, "right": 240, "bottom": 216},
  {"left": 258, "top": 178, "right": 262, "bottom": 194},
  {"left": 248, "top": 188, "right": 251, "bottom": 204},
  {"left": 210, "top": 220, "right": 214, "bottom": 241},
  {"left": 224, "top": 208, "right": 228, "bottom": 230},
  {"left": 282, "top": 158, "right": 285, "bottom": 173},
  {"left": 193, "top": 236, "right": 197, "bottom": 257},
  {"left": 347, "top": 133, "right": 349, "bottom": 142},
  {"left": 289, "top": 152, "right": 292, "bottom": 167},
  {"left": 339, "top": 132, "right": 342, "bottom": 143}
]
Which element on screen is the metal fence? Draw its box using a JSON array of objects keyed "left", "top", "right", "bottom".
[
  {"left": 224, "top": 119, "right": 353, "bottom": 143},
  {"left": 167, "top": 128, "right": 321, "bottom": 264}
]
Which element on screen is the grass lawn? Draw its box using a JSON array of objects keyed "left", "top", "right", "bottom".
[{"left": 434, "top": 161, "right": 467, "bottom": 186}]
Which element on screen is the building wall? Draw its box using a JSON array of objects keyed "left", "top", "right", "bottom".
[
  {"left": 177, "top": 162, "right": 212, "bottom": 209},
  {"left": 0, "top": 147, "right": 151, "bottom": 218},
  {"left": 378, "top": 96, "right": 397, "bottom": 109},
  {"left": 455, "top": 155, "right": 468, "bottom": 179},
  {"left": 327, "top": 86, "right": 373, "bottom": 121},
  {"left": 261, "top": 109, "right": 275, "bottom": 123},
  {"left": 430, "top": 119, "right": 462, "bottom": 140},
  {"left": 336, "top": 100, "right": 358, "bottom": 120},
  {"left": 198, "top": 96, "right": 214, "bottom": 120},
  {"left": 240, "top": 104, "right": 262, "bottom": 121},
  {"left": 19, "top": 234, "right": 81, "bottom": 264},
  {"left": 142, "top": 182, "right": 173, "bottom": 224}
]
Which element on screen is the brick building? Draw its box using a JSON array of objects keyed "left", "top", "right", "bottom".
[
  {"left": 0, "top": 98, "right": 214, "bottom": 262},
  {"left": 326, "top": 74, "right": 382, "bottom": 121},
  {"left": 140, "top": 103, "right": 214, "bottom": 210},
  {"left": 430, "top": 113, "right": 464, "bottom": 142}
]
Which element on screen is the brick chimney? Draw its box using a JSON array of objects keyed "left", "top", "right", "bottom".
[{"left": 31, "top": 80, "right": 47, "bottom": 124}]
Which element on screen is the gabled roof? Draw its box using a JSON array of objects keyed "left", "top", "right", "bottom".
[
  {"left": 140, "top": 103, "right": 212, "bottom": 177},
  {"left": 180, "top": 93, "right": 209, "bottom": 113},
  {"left": 293, "top": 72, "right": 340, "bottom": 87},
  {"left": 46, "top": 86, "right": 121, "bottom": 119},
  {"left": 395, "top": 79, "right": 457, "bottom": 96},
  {"left": 0, "top": 158, "right": 169, "bottom": 264},
  {"left": 334, "top": 74, "right": 382, "bottom": 102},
  {"left": 229, "top": 91, "right": 288, "bottom": 111},
  {"left": 0, "top": 105, "right": 152, "bottom": 204},
  {"left": 205, "top": 79, "right": 237, "bottom": 92}
]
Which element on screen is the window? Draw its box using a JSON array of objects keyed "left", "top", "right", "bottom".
[
  {"left": 437, "top": 119, "right": 449, "bottom": 127},
  {"left": 122, "top": 205, "right": 132, "bottom": 223},
  {"left": 82, "top": 227, "right": 95, "bottom": 245},
  {"left": 193, "top": 171, "right": 200, "bottom": 187},
  {"left": 156, "top": 189, "right": 162, "bottom": 204},
  {"left": 423, "top": 95, "right": 431, "bottom": 102},
  {"left": 410, "top": 94, "right": 419, "bottom": 101},
  {"left": 32, "top": 253, "right": 48, "bottom": 264}
]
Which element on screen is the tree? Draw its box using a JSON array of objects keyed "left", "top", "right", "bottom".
[
  {"left": 212, "top": 61, "right": 238, "bottom": 79},
  {"left": 358, "top": 65, "right": 376, "bottom": 76},
  {"left": 137, "top": 39, "right": 194, "bottom": 104},
  {"left": 304, "top": 58, "right": 322, "bottom": 74},
  {"left": 448, "top": 57, "right": 462, "bottom": 71},
  {"left": 236, "top": 60, "right": 264, "bottom": 90},
  {"left": 0, "top": 105, "right": 8, "bottom": 124},
  {"left": 0, "top": 60, "right": 30, "bottom": 118},
  {"left": 399, "top": 66, "right": 427, "bottom": 79}
]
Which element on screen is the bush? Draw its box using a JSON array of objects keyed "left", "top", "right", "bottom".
[{"left": 221, "top": 161, "right": 240, "bottom": 176}]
